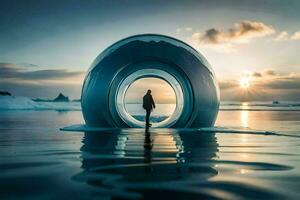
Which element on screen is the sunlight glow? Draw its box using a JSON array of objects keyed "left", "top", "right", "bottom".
[
  {"left": 240, "top": 110, "right": 249, "bottom": 128},
  {"left": 240, "top": 169, "right": 250, "bottom": 174},
  {"left": 125, "top": 77, "right": 176, "bottom": 104},
  {"left": 239, "top": 77, "right": 250, "bottom": 88}
]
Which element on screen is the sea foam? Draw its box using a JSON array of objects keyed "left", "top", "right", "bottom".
[{"left": 0, "top": 96, "right": 81, "bottom": 111}]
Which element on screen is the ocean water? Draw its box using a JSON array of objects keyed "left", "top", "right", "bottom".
[
  {"left": 1, "top": 96, "right": 299, "bottom": 112},
  {"left": 0, "top": 101, "right": 300, "bottom": 199}
]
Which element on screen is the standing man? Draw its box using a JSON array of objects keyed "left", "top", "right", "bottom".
[{"left": 143, "top": 89, "right": 156, "bottom": 129}]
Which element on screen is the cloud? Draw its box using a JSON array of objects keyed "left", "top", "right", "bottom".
[
  {"left": 0, "top": 63, "right": 85, "bottom": 98},
  {"left": 187, "top": 20, "right": 297, "bottom": 51},
  {"left": 274, "top": 30, "right": 300, "bottom": 41},
  {"left": 252, "top": 72, "right": 262, "bottom": 77},
  {"left": 274, "top": 31, "right": 289, "bottom": 41},
  {"left": 257, "top": 72, "right": 300, "bottom": 90},
  {"left": 193, "top": 20, "right": 275, "bottom": 45},
  {"left": 176, "top": 27, "right": 193, "bottom": 33},
  {"left": 291, "top": 31, "right": 300, "bottom": 40},
  {"left": 264, "top": 69, "right": 277, "bottom": 76},
  {"left": 219, "top": 80, "right": 239, "bottom": 90},
  {"left": 263, "top": 76, "right": 300, "bottom": 90},
  {"left": 249, "top": 69, "right": 277, "bottom": 78},
  {"left": 0, "top": 62, "right": 39, "bottom": 69},
  {"left": 188, "top": 20, "right": 275, "bottom": 53},
  {"left": 0, "top": 63, "right": 84, "bottom": 83}
]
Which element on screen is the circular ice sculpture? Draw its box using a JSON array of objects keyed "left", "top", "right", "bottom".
[{"left": 81, "top": 34, "right": 220, "bottom": 128}]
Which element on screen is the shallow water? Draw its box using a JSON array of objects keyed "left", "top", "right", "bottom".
[{"left": 0, "top": 110, "right": 300, "bottom": 199}]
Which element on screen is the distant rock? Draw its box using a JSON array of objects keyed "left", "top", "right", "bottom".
[
  {"left": 53, "top": 93, "right": 69, "bottom": 102},
  {"left": 0, "top": 91, "right": 11, "bottom": 96}
]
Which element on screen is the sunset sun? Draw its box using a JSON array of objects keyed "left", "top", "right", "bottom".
[{"left": 239, "top": 77, "right": 250, "bottom": 88}]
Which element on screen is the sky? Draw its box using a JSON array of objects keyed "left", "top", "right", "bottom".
[
  {"left": 125, "top": 78, "right": 176, "bottom": 104},
  {"left": 0, "top": 0, "right": 300, "bottom": 101}
]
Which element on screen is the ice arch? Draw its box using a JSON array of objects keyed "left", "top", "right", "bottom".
[{"left": 81, "top": 34, "right": 220, "bottom": 128}]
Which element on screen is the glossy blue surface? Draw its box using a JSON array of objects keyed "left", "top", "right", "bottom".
[{"left": 81, "top": 34, "right": 220, "bottom": 128}]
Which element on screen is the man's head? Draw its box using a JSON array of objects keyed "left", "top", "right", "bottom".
[{"left": 147, "top": 89, "right": 151, "bottom": 94}]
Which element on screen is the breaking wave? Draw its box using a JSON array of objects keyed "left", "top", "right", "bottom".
[{"left": 0, "top": 96, "right": 81, "bottom": 111}]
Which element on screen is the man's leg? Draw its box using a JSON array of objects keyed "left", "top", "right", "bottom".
[{"left": 145, "top": 109, "right": 150, "bottom": 127}]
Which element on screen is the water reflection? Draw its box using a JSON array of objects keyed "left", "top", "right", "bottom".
[
  {"left": 143, "top": 131, "right": 152, "bottom": 165},
  {"left": 240, "top": 102, "right": 250, "bottom": 128},
  {"left": 240, "top": 111, "right": 249, "bottom": 128},
  {"left": 74, "top": 129, "right": 219, "bottom": 198}
]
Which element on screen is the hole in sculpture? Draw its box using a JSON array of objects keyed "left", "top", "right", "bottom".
[
  {"left": 115, "top": 68, "right": 185, "bottom": 128},
  {"left": 124, "top": 77, "right": 176, "bottom": 124}
]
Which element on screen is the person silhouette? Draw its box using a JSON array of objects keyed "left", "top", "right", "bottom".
[
  {"left": 143, "top": 89, "right": 156, "bottom": 130},
  {"left": 143, "top": 131, "right": 153, "bottom": 172}
]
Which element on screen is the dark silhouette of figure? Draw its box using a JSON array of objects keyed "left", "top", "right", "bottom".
[
  {"left": 143, "top": 131, "right": 153, "bottom": 172},
  {"left": 143, "top": 89, "right": 156, "bottom": 130}
]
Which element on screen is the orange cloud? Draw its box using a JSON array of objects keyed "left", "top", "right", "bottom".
[{"left": 192, "top": 20, "right": 275, "bottom": 44}]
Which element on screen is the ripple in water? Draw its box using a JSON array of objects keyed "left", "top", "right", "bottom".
[{"left": 71, "top": 129, "right": 293, "bottom": 199}]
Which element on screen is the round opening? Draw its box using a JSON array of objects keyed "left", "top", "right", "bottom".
[
  {"left": 125, "top": 77, "right": 176, "bottom": 123},
  {"left": 115, "top": 69, "right": 184, "bottom": 128}
]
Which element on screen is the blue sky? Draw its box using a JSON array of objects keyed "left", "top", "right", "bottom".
[{"left": 0, "top": 0, "right": 300, "bottom": 100}]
